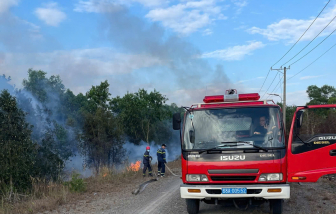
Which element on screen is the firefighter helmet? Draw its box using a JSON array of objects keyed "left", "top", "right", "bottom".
[{"left": 146, "top": 146, "right": 150, "bottom": 150}]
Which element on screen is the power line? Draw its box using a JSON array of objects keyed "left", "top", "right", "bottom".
[
  {"left": 288, "top": 42, "right": 336, "bottom": 80},
  {"left": 261, "top": 72, "right": 279, "bottom": 99},
  {"left": 259, "top": 68, "right": 271, "bottom": 93},
  {"left": 277, "top": 73, "right": 282, "bottom": 95},
  {"left": 275, "top": 0, "right": 331, "bottom": 67},
  {"left": 259, "top": 0, "right": 330, "bottom": 94},
  {"left": 266, "top": 75, "right": 283, "bottom": 100},
  {"left": 289, "top": 26, "right": 336, "bottom": 66},
  {"left": 282, "top": 13, "right": 336, "bottom": 67}
]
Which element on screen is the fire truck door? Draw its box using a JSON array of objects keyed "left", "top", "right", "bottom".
[{"left": 287, "top": 104, "right": 336, "bottom": 182}]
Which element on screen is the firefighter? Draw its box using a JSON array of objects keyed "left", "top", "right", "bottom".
[
  {"left": 157, "top": 144, "right": 167, "bottom": 177},
  {"left": 254, "top": 116, "right": 277, "bottom": 136},
  {"left": 143, "top": 146, "right": 153, "bottom": 177}
]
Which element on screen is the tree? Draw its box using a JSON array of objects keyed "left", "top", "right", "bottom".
[
  {"left": 110, "top": 89, "right": 170, "bottom": 144},
  {"left": 306, "top": 85, "right": 336, "bottom": 105},
  {"left": 22, "top": 69, "right": 65, "bottom": 103},
  {"left": 80, "top": 108, "right": 124, "bottom": 171},
  {"left": 0, "top": 90, "right": 37, "bottom": 193},
  {"left": 80, "top": 81, "right": 125, "bottom": 171},
  {"left": 86, "top": 80, "right": 111, "bottom": 111},
  {"left": 22, "top": 69, "right": 78, "bottom": 162}
]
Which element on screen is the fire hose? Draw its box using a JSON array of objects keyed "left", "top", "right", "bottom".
[
  {"left": 164, "top": 163, "right": 180, "bottom": 177},
  {"left": 132, "top": 161, "right": 158, "bottom": 195},
  {"left": 132, "top": 162, "right": 181, "bottom": 195}
]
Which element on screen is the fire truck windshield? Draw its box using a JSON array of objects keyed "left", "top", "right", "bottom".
[{"left": 183, "top": 107, "right": 284, "bottom": 150}]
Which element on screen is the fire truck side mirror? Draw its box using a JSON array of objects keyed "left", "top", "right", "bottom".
[
  {"left": 173, "top": 113, "right": 181, "bottom": 130},
  {"left": 189, "top": 130, "right": 195, "bottom": 144},
  {"left": 296, "top": 110, "right": 304, "bottom": 128}
]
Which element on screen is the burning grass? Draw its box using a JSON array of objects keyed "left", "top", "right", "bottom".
[{"left": 0, "top": 160, "right": 149, "bottom": 214}]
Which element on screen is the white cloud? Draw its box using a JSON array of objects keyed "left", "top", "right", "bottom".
[
  {"left": 74, "top": 0, "right": 168, "bottom": 12},
  {"left": 35, "top": 2, "right": 66, "bottom": 26},
  {"left": 0, "top": 0, "right": 19, "bottom": 14},
  {"left": 74, "top": 0, "right": 227, "bottom": 35},
  {"left": 300, "top": 75, "right": 325, "bottom": 80},
  {"left": 202, "top": 41, "right": 265, "bottom": 61},
  {"left": 287, "top": 90, "right": 309, "bottom": 106},
  {"left": 248, "top": 5, "right": 336, "bottom": 42},
  {"left": 146, "top": 0, "right": 226, "bottom": 35},
  {"left": 203, "top": 28, "right": 213, "bottom": 35},
  {"left": 232, "top": 0, "right": 247, "bottom": 8},
  {"left": 74, "top": 0, "right": 124, "bottom": 13},
  {"left": 231, "top": 0, "right": 247, "bottom": 14}
]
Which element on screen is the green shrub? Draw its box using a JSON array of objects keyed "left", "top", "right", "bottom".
[{"left": 65, "top": 173, "right": 86, "bottom": 193}]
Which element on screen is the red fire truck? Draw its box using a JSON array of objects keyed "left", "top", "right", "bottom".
[{"left": 172, "top": 89, "right": 336, "bottom": 214}]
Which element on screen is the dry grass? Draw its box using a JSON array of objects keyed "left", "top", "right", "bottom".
[
  {"left": 0, "top": 159, "right": 181, "bottom": 214},
  {"left": 0, "top": 181, "right": 70, "bottom": 214},
  {"left": 0, "top": 168, "right": 142, "bottom": 214}
]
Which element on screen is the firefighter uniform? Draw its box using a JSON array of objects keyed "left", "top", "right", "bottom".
[
  {"left": 157, "top": 147, "right": 166, "bottom": 176},
  {"left": 143, "top": 149, "right": 152, "bottom": 177}
]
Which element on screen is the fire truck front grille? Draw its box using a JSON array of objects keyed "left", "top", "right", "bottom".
[
  {"left": 206, "top": 189, "right": 222, "bottom": 194},
  {"left": 210, "top": 176, "right": 256, "bottom": 181}
]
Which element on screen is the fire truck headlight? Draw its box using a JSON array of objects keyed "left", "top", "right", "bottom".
[
  {"left": 258, "top": 173, "right": 283, "bottom": 181},
  {"left": 186, "top": 174, "right": 208, "bottom": 182}
]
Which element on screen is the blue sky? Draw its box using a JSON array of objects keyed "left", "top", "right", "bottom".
[{"left": 1, "top": 0, "right": 336, "bottom": 106}]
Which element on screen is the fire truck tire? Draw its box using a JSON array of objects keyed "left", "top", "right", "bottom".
[
  {"left": 269, "top": 199, "right": 283, "bottom": 214},
  {"left": 186, "top": 199, "right": 200, "bottom": 214}
]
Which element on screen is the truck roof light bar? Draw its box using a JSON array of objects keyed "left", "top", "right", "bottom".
[
  {"left": 203, "top": 93, "right": 261, "bottom": 103},
  {"left": 191, "top": 100, "right": 275, "bottom": 109}
]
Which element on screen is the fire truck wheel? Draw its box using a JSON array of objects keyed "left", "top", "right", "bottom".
[
  {"left": 186, "top": 199, "right": 200, "bottom": 214},
  {"left": 269, "top": 199, "right": 283, "bottom": 214}
]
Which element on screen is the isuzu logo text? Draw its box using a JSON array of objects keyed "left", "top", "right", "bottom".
[
  {"left": 220, "top": 155, "right": 246, "bottom": 161},
  {"left": 318, "top": 136, "right": 336, "bottom": 140}
]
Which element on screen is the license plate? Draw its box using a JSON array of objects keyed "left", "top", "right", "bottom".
[{"left": 222, "top": 188, "right": 247, "bottom": 194}]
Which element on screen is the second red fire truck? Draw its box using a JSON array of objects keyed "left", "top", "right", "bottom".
[{"left": 173, "top": 89, "right": 336, "bottom": 214}]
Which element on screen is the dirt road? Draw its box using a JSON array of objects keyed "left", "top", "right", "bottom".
[{"left": 44, "top": 175, "right": 336, "bottom": 214}]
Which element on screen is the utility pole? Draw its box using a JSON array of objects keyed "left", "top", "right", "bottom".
[
  {"left": 283, "top": 67, "right": 287, "bottom": 130},
  {"left": 271, "top": 66, "right": 290, "bottom": 129}
]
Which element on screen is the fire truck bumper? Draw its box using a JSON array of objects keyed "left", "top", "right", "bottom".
[{"left": 180, "top": 184, "right": 290, "bottom": 199}]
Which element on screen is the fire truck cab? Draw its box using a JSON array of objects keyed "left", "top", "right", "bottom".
[{"left": 172, "top": 89, "right": 336, "bottom": 214}]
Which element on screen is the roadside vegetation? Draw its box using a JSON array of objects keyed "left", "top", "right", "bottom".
[{"left": 0, "top": 70, "right": 183, "bottom": 214}]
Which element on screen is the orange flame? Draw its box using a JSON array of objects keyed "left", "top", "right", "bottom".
[
  {"left": 128, "top": 160, "right": 141, "bottom": 171},
  {"left": 103, "top": 173, "right": 108, "bottom": 178}
]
